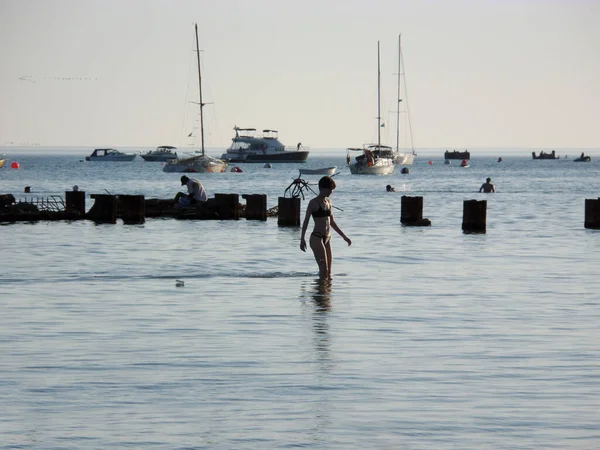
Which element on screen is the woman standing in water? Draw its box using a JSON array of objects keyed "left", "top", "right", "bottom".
[{"left": 300, "top": 176, "right": 352, "bottom": 280}]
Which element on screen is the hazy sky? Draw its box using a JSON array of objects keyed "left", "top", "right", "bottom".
[{"left": 1, "top": 0, "right": 599, "bottom": 150}]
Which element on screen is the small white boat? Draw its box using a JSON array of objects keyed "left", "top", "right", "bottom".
[
  {"left": 298, "top": 166, "right": 337, "bottom": 176},
  {"left": 85, "top": 148, "right": 137, "bottom": 161},
  {"left": 141, "top": 145, "right": 178, "bottom": 162}
]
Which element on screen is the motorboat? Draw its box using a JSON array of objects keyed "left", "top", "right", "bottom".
[
  {"left": 85, "top": 148, "right": 137, "bottom": 161},
  {"left": 163, "top": 24, "right": 228, "bottom": 174},
  {"left": 532, "top": 150, "right": 558, "bottom": 160},
  {"left": 298, "top": 166, "right": 337, "bottom": 176},
  {"left": 220, "top": 127, "right": 309, "bottom": 163},
  {"left": 445, "top": 150, "right": 470, "bottom": 160},
  {"left": 574, "top": 153, "right": 591, "bottom": 162},
  {"left": 141, "top": 145, "right": 178, "bottom": 162},
  {"left": 0, "top": 154, "right": 6, "bottom": 168},
  {"left": 347, "top": 42, "right": 395, "bottom": 176}
]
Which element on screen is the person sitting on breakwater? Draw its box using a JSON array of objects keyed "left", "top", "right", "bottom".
[
  {"left": 479, "top": 177, "right": 495, "bottom": 193},
  {"left": 175, "top": 175, "right": 207, "bottom": 206},
  {"left": 300, "top": 176, "right": 352, "bottom": 280}
]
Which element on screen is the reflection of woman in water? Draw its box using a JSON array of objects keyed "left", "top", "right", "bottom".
[
  {"left": 312, "top": 279, "right": 332, "bottom": 311},
  {"left": 300, "top": 176, "right": 352, "bottom": 280}
]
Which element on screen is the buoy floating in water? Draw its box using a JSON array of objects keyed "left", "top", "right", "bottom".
[
  {"left": 428, "top": 161, "right": 433, "bottom": 165},
  {"left": 10, "top": 161, "right": 20, "bottom": 169}
]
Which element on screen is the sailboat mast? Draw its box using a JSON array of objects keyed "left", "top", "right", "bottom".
[
  {"left": 396, "top": 34, "right": 401, "bottom": 154},
  {"left": 194, "top": 23, "right": 205, "bottom": 156},
  {"left": 377, "top": 41, "right": 381, "bottom": 150}
]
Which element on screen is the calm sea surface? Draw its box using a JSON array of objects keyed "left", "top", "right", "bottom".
[{"left": 1, "top": 147, "right": 599, "bottom": 449}]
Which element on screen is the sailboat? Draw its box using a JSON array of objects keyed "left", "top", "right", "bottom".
[
  {"left": 347, "top": 41, "right": 395, "bottom": 175},
  {"left": 163, "top": 23, "right": 228, "bottom": 174},
  {"left": 393, "top": 34, "right": 415, "bottom": 165}
]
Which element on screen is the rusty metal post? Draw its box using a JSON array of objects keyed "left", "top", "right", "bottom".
[
  {"left": 87, "top": 194, "right": 117, "bottom": 223},
  {"left": 401, "top": 195, "right": 431, "bottom": 226},
  {"left": 584, "top": 198, "right": 600, "bottom": 229},
  {"left": 214, "top": 193, "right": 240, "bottom": 220},
  {"left": 278, "top": 197, "right": 300, "bottom": 226},
  {"left": 119, "top": 194, "right": 145, "bottom": 224},
  {"left": 65, "top": 190, "right": 86, "bottom": 215},
  {"left": 462, "top": 199, "right": 486, "bottom": 233},
  {"left": 243, "top": 194, "right": 267, "bottom": 221}
]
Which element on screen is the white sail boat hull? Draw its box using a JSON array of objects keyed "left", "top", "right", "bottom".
[
  {"left": 349, "top": 159, "right": 394, "bottom": 175},
  {"left": 395, "top": 153, "right": 414, "bottom": 165},
  {"left": 163, "top": 155, "right": 227, "bottom": 173}
]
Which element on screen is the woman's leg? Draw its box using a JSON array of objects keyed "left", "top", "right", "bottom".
[
  {"left": 310, "top": 234, "right": 329, "bottom": 279},
  {"left": 324, "top": 236, "right": 333, "bottom": 279}
]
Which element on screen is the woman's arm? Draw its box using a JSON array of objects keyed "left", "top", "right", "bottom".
[
  {"left": 300, "top": 199, "right": 315, "bottom": 251},
  {"left": 330, "top": 215, "right": 352, "bottom": 246}
]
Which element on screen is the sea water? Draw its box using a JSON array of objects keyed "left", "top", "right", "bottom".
[{"left": 1, "top": 148, "right": 599, "bottom": 449}]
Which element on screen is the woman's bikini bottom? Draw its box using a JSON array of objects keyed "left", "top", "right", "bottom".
[{"left": 310, "top": 231, "right": 331, "bottom": 245}]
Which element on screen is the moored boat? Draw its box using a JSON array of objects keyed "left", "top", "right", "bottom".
[
  {"left": 163, "top": 154, "right": 227, "bottom": 173},
  {"left": 347, "top": 41, "right": 395, "bottom": 176},
  {"left": 532, "top": 150, "right": 558, "bottom": 160},
  {"left": 141, "top": 146, "right": 178, "bottom": 162},
  {"left": 445, "top": 150, "right": 470, "bottom": 160},
  {"left": 299, "top": 166, "right": 337, "bottom": 176},
  {"left": 85, "top": 148, "right": 137, "bottom": 161},
  {"left": 163, "top": 24, "right": 227, "bottom": 174},
  {"left": 574, "top": 152, "right": 591, "bottom": 162},
  {"left": 348, "top": 145, "right": 395, "bottom": 175},
  {"left": 221, "top": 127, "right": 309, "bottom": 163}
]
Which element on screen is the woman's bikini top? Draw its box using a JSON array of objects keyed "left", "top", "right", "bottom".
[{"left": 312, "top": 202, "right": 331, "bottom": 218}]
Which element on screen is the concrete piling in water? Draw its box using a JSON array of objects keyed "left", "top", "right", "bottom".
[
  {"left": 87, "top": 194, "right": 117, "bottom": 224},
  {"left": 118, "top": 195, "right": 145, "bottom": 224},
  {"left": 278, "top": 197, "right": 300, "bottom": 226},
  {"left": 401, "top": 195, "right": 431, "bottom": 226},
  {"left": 584, "top": 198, "right": 600, "bottom": 229},
  {"left": 214, "top": 193, "right": 240, "bottom": 220},
  {"left": 243, "top": 194, "right": 267, "bottom": 221},
  {"left": 65, "top": 190, "right": 86, "bottom": 215},
  {"left": 462, "top": 199, "right": 486, "bottom": 233}
]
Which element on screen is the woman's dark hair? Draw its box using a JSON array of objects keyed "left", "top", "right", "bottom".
[{"left": 318, "top": 176, "right": 336, "bottom": 190}]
